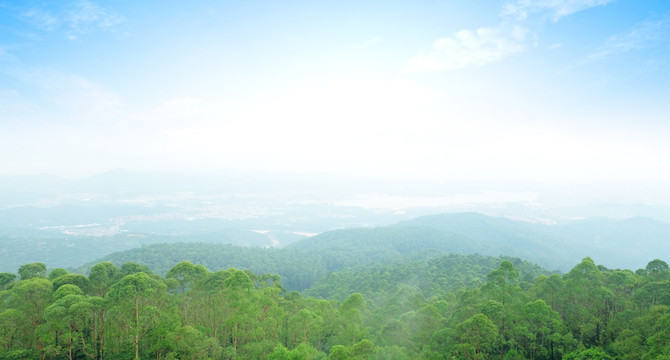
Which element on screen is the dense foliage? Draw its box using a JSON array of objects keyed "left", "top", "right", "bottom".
[
  {"left": 75, "top": 243, "right": 331, "bottom": 291},
  {"left": 2, "top": 256, "right": 670, "bottom": 359},
  {"left": 303, "top": 254, "right": 549, "bottom": 302},
  {"left": 75, "top": 226, "right": 486, "bottom": 291}
]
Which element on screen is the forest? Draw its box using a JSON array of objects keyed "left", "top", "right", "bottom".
[{"left": 1, "top": 254, "right": 669, "bottom": 359}]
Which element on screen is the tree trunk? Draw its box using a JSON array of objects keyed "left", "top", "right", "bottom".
[{"left": 135, "top": 298, "right": 140, "bottom": 359}]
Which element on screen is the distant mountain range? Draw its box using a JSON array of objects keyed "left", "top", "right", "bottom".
[
  {"left": 2, "top": 201, "right": 669, "bottom": 275},
  {"left": 74, "top": 225, "right": 549, "bottom": 291},
  {"left": 396, "top": 212, "right": 670, "bottom": 271},
  {"left": 62, "top": 212, "right": 670, "bottom": 289}
]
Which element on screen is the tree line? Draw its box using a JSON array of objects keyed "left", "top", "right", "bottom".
[{"left": 1, "top": 255, "right": 669, "bottom": 359}]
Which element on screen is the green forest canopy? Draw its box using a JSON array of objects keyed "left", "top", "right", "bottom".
[{"left": 1, "top": 256, "right": 669, "bottom": 359}]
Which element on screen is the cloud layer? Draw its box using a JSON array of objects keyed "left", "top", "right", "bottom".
[
  {"left": 20, "top": 0, "right": 124, "bottom": 40},
  {"left": 502, "top": 0, "right": 613, "bottom": 22},
  {"left": 404, "top": 26, "right": 529, "bottom": 72},
  {"left": 587, "top": 15, "right": 670, "bottom": 61},
  {"left": 405, "top": 0, "right": 613, "bottom": 72}
]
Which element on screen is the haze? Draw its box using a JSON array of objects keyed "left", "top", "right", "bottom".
[{"left": 2, "top": 0, "right": 670, "bottom": 208}]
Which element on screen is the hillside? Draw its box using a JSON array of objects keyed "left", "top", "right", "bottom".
[
  {"left": 283, "top": 226, "right": 474, "bottom": 269},
  {"left": 75, "top": 242, "right": 329, "bottom": 290},
  {"left": 396, "top": 212, "right": 670, "bottom": 271},
  {"left": 0, "top": 227, "right": 276, "bottom": 273},
  {"left": 303, "top": 253, "right": 551, "bottom": 302},
  {"left": 75, "top": 226, "right": 475, "bottom": 290},
  {"left": 5, "top": 212, "right": 670, "bottom": 359},
  {"left": 70, "top": 212, "right": 670, "bottom": 290},
  {"left": 555, "top": 216, "right": 670, "bottom": 269}
]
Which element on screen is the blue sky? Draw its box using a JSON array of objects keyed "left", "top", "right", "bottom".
[{"left": 1, "top": 0, "right": 669, "bottom": 186}]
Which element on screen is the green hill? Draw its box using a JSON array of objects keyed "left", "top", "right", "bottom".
[
  {"left": 0, "top": 227, "right": 275, "bottom": 273},
  {"left": 396, "top": 212, "right": 670, "bottom": 271},
  {"left": 284, "top": 226, "right": 474, "bottom": 269},
  {"left": 75, "top": 226, "right": 479, "bottom": 290},
  {"left": 303, "top": 253, "right": 551, "bottom": 302}
]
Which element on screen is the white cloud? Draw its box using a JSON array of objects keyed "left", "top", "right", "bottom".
[
  {"left": 502, "top": 0, "right": 613, "bottom": 22},
  {"left": 405, "top": 0, "right": 612, "bottom": 72},
  {"left": 404, "top": 25, "right": 530, "bottom": 72},
  {"left": 20, "top": 8, "right": 60, "bottom": 31},
  {"left": 587, "top": 16, "right": 670, "bottom": 61},
  {"left": 65, "top": 0, "right": 124, "bottom": 40},
  {"left": 20, "top": 1, "right": 124, "bottom": 40}
]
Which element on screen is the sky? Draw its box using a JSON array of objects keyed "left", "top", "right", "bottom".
[{"left": 1, "top": 0, "right": 670, "bottom": 188}]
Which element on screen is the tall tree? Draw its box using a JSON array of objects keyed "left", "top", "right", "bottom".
[
  {"left": 88, "top": 262, "right": 119, "bottom": 297},
  {"left": 454, "top": 313, "right": 499, "bottom": 360},
  {"left": 2, "top": 277, "right": 53, "bottom": 354},
  {"left": 105, "top": 272, "right": 167, "bottom": 359},
  {"left": 482, "top": 260, "right": 523, "bottom": 360},
  {"left": 166, "top": 261, "right": 209, "bottom": 325},
  {"left": 18, "top": 262, "right": 47, "bottom": 280}
]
